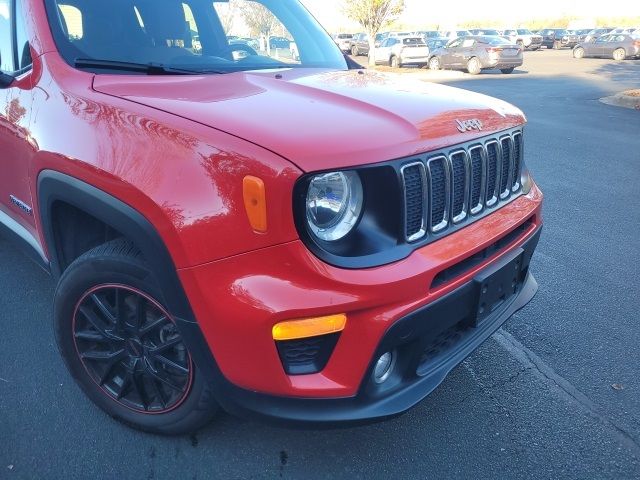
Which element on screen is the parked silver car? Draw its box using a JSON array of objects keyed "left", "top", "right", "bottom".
[
  {"left": 428, "top": 36, "right": 523, "bottom": 74},
  {"left": 573, "top": 34, "right": 640, "bottom": 60}
]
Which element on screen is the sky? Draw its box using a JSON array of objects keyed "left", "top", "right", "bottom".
[{"left": 301, "top": 0, "right": 639, "bottom": 31}]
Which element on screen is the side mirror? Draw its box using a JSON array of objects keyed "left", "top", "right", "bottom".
[{"left": 0, "top": 72, "right": 15, "bottom": 89}]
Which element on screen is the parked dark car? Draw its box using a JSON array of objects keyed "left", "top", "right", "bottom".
[
  {"left": 469, "top": 29, "right": 502, "bottom": 36},
  {"left": 541, "top": 29, "right": 569, "bottom": 49},
  {"left": 573, "top": 29, "right": 592, "bottom": 42},
  {"left": 584, "top": 28, "right": 613, "bottom": 43},
  {"left": 416, "top": 30, "right": 443, "bottom": 39},
  {"left": 428, "top": 36, "right": 523, "bottom": 74},
  {"left": 426, "top": 38, "right": 449, "bottom": 53},
  {"left": 350, "top": 33, "right": 383, "bottom": 56},
  {"left": 269, "top": 36, "right": 292, "bottom": 49},
  {"left": 573, "top": 33, "right": 640, "bottom": 60},
  {"left": 560, "top": 30, "right": 581, "bottom": 48}
]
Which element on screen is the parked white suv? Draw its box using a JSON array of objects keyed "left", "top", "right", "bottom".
[
  {"left": 500, "top": 29, "right": 543, "bottom": 50},
  {"left": 373, "top": 36, "right": 429, "bottom": 67}
]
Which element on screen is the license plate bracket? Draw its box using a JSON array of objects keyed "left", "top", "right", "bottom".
[{"left": 472, "top": 248, "right": 525, "bottom": 326}]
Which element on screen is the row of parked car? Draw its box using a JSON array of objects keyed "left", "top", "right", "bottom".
[{"left": 334, "top": 26, "right": 639, "bottom": 73}]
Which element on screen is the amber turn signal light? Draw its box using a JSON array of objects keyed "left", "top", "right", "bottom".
[
  {"left": 243, "top": 176, "right": 267, "bottom": 233},
  {"left": 272, "top": 314, "right": 347, "bottom": 341}
]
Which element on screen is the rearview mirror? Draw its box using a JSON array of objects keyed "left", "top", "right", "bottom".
[{"left": 0, "top": 72, "right": 15, "bottom": 89}]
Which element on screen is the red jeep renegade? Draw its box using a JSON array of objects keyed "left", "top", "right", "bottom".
[{"left": 0, "top": 0, "right": 543, "bottom": 434}]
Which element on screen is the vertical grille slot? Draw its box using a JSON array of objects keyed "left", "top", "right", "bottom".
[
  {"left": 469, "top": 146, "right": 484, "bottom": 215},
  {"left": 450, "top": 151, "right": 468, "bottom": 223},
  {"left": 485, "top": 141, "right": 499, "bottom": 207},
  {"left": 401, "top": 162, "right": 427, "bottom": 241},
  {"left": 427, "top": 156, "right": 449, "bottom": 233},
  {"left": 500, "top": 137, "right": 512, "bottom": 198},
  {"left": 512, "top": 132, "right": 522, "bottom": 192}
]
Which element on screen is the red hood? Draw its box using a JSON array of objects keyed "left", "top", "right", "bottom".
[{"left": 93, "top": 69, "right": 525, "bottom": 172}]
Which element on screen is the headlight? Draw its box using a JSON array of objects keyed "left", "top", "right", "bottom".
[{"left": 306, "top": 171, "right": 363, "bottom": 241}]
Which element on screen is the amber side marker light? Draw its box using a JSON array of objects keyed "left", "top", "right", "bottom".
[
  {"left": 243, "top": 176, "right": 267, "bottom": 233},
  {"left": 272, "top": 314, "right": 347, "bottom": 341}
]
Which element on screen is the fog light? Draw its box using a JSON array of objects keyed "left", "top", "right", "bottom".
[{"left": 373, "top": 351, "right": 395, "bottom": 384}]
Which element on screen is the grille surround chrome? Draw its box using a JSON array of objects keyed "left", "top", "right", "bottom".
[{"left": 401, "top": 128, "right": 524, "bottom": 243}]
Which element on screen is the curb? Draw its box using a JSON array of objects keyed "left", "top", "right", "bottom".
[{"left": 600, "top": 92, "right": 640, "bottom": 110}]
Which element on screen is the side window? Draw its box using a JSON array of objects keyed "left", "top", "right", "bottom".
[
  {"left": 15, "top": 0, "right": 32, "bottom": 70},
  {"left": 461, "top": 39, "right": 475, "bottom": 48},
  {"left": 181, "top": 3, "right": 200, "bottom": 54},
  {"left": 0, "top": 0, "right": 13, "bottom": 72},
  {"left": 57, "top": 4, "right": 83, "bottom": 41}
]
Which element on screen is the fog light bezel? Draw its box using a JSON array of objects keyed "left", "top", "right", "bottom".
[{"left": 373, "top": 350, "right": 396, "bottom": 384}]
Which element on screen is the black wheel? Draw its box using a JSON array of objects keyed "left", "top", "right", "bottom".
[
  {"left": 500, "top": 67, "right": 515, "bottom": 74},
  {"left": 613, "top": 48, "right": 626, "bottom": 61},
  {"left": 351, "top": 46, "right": 359, "bottom": 56},
  {"left": 428, "top": 56, "right": 441, "bottom": 70},
  {"left": 467, "top": 57, "right": 481, "bottom": 75},
  {"left": 54, "top": 239, "right": 218, "bottom": 435},
  {"left": 390, "top": 55, "right": 400, "bottom": 68},
  {"left": 573, "top": 47, "right": 585, "bottom": 59}
]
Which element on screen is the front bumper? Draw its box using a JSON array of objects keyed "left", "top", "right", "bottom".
[{"left": 182, "top": 227, "right": 540, "bottom": 425}]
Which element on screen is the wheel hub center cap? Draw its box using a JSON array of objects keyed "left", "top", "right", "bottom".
[{"left": 126, "top": 338, "right": 143, "bottom": 358}]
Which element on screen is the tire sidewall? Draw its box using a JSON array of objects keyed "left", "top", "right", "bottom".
[
  {"left": 468, "top": 57, "right": 480, "bottom": 74},
  {"left": 54, "top": 250, "right": 214, "bottom": 434}
]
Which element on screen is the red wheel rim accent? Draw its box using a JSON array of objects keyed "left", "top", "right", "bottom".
[{"left": 72, "top": 284, "right": 194, "bottom": 415}]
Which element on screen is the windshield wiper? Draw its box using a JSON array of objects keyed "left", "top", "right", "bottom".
[{"left": 74, "top": 58, "right": 227, "bottom": 75}]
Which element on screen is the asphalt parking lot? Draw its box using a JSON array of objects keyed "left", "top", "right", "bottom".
[{"left": 1, "top": 50, "right": 639, "bottom": 479}]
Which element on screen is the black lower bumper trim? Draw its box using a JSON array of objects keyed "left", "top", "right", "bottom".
[{"left": 178, "top": 225, "right": 542, "bottom": 427}]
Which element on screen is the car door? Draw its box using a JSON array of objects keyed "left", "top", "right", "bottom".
[
  {"left": 596, "top": 35, "right": 616, "bottom": 56},
  {"left": 441, "top": 38, "right": 462, "bottom": 67},
  {"left": 602, "top": 35, "right": 623, "bottom": 57},
  {"left": 588, "top": 35, "right": 607, "bottom": 56},
  {"left": 0, "top": 0, "right": 38, "bottom": 242},
  {"left": 375, "top": 38, "right": 394, "bottom": 64},
  {"left": 455, "top": 38, "right": 476, "bottom": 65}
]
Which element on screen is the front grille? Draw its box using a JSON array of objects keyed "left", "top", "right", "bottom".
[{"left": 401, "top": 129, "right": 524, "bottom": 242}]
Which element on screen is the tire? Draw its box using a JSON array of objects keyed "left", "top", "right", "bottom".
[
  {"left": 54, "top": 239, "right": 219, "bottom": 435},
  {"left": 553, "top": 40, "right": 561, "bottom": 50},
  {"left": 500, "top": 67, "right": 515, "bottom": 74},
  {"left": 573, "top": 47, "right": 585, "bottom": 59},
  {"left": 467, "top": 57, "right": 481, "bottom": 75},
  {"left": 390, "top": 55, "right": 401, "bottom": 68},
  {"left": 351, "top": 46, "right": 359, "bottom": 56},
  {"left": 613, "top": 48, "right": 626, "bottom": 61},
  {"left": 428, "top": 56, "right": 441, "bottom": 70}
]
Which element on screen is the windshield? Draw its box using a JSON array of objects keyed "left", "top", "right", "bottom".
[
  {"left": 517, "top": 29, "right": 532, "bottom": 35},
  {"left": 45, "top": 0, "right": 347, "bottom": 74}
]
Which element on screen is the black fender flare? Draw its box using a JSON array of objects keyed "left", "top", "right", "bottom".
[{"left": 37, "top": 170, "right": 224, "bottom": 385}]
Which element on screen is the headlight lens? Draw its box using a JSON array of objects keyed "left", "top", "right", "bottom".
[{"left": 306, "top": 171, "right": 363, "bottom": 241}]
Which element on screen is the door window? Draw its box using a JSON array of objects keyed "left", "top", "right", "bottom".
[
  {"left": 15, "top": 0, "right": 32, "bottom": 69},
  {"left": 0, "top": 0, "right": 13, "bottom": 72}
]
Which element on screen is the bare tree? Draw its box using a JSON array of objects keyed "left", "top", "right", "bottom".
[
  {"left": 343, "top": 0, "right": 405, "bottom": 66},
  {"left": 240, "top": 2, "right": 278, "bottom": 51},
  {"left": 214, "top": 0, "right": 239, "bottom": 34}
]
